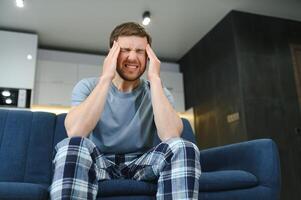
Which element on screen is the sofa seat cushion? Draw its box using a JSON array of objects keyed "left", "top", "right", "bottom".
[
  {"left": 98, "top": 180, "right": 157, "bottom": 197},
  {"left": 0, "top": 182, "right": 49, "bottom": 200},
  {"left": 199, "top": 170, "right": 258, "bottom": 191}
]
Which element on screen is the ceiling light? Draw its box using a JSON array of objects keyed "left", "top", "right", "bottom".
[
  {"left": 5, "top": 98, "right": 13, "bottom": 105},
  {"left": 2, "top": 90, "right": 11, "bottom": 97},
  {"left": 16, "top": 0, "right": 24, "bottom": 8},
  {"left": 142, "top": 11, "right": 151, "bottom": 26},
  {"left": 27, "top": 54, "right": 32, "bottom": 60}
]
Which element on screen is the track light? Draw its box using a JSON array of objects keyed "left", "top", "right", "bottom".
[{"left": 142, "top": 11, "right": 151, "bottom": 26}]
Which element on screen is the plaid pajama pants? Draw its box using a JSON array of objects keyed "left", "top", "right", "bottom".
[{"left": 50, "top": 137, "right": 201, "bottom": 200}]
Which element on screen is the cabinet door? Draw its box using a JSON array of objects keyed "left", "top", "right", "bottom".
[
  {"left": 160, "top": 72, "right": 184, "bottom": 92},
  {"left": 170, "top": 91, "right": 185, "bottom": 112},
  {"left": 77, "top": 64, "right": 102, "bottom": 81},
  {"left": 35, "top": 60, "right": 78, "bottom": 85},
  {"left": 140, "top": 72, "right": 185, "bottom": 111},
  {"left": 34, "top": 82, "right": 73, "bottom": 106}
]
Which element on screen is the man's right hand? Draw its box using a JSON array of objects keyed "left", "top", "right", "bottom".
[{"left": 101, "top": 41, "right": 120, "bottom": 80}]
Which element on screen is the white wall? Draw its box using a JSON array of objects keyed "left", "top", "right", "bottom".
[{"left": 0, "top": 30, "right": 38, "bottom": 89}]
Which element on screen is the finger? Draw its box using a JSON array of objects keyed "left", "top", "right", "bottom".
[
  {"left": 146, "top": 44, "right": 155, "bottom": 58},
  {"left": 107, "top": 41, "right": 118, "bottom": 58},
  {"left": 111, "top": 42, "right": 120, "bottom": 60}
]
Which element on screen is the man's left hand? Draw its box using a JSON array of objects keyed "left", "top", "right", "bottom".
[{"left": 146, "top": 44, "right": 161, "bottom": 81}]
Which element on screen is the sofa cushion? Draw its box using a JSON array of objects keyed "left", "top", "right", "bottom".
[
  {"left": 98, "top": 180, "right": 157, "bottom": 197},
  {"left": 0, "top": 182, "right": 48, "bottom": 200},
  {"left": 199, "top": 170, "right": 258, "bottom": 191},
  {"left": 0, "top": 110, "right": 56, "bottom": 185}
]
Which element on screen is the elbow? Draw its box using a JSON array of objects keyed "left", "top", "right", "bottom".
[
  {"left": 177, "top": 119, "right": 183, "bottom": 135},
  {"left": 159, "top": 120, "right": 183, "bottom": 142},
  {"left": 66, "top": 126, "right": 81, "bottom": 138},
  {"left": 65, "top": 118, "right": 87, "bottom": 138}
]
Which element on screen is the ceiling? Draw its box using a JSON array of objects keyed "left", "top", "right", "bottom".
[{"left": 1, "top": 0, "right": 301, "bottom": 62}]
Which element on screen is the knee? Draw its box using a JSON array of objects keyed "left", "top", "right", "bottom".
[
  {"left": 164, "top": 137, "right": 198, "bottom": 150},
  {"left": 56, "top": 137, "right": 95, "bottom": 150},
  {"left": 54, "top": 137, "right": 98, "bottom": 160},
  {"left": 163, "top": 137, "right": 200, "bottom": 159}
]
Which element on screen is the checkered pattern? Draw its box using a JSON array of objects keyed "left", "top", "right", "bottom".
[{"left": 50, "top": 137, "right": 201, "bottom": 200}]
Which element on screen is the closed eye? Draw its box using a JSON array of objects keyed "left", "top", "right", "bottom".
[
  {"left": 136, "top": 49, "right": 146, "bottom": 54},
  {"left": 120, "top": 48, "right": 131, "bottom": 52}
]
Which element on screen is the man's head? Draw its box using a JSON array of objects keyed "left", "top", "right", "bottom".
[
  {"left": 109, "top": 22, "right": 152, "bottom": 48},
  {"left": 110, "top": 22, "right": 152, "bottom": 81}
]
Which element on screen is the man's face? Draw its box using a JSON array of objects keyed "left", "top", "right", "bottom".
[{"left": 116, "top": 36, "right": 148, "bottom": 81}]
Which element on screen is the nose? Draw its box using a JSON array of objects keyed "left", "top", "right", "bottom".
[{"left": 127, "top": 50, "right": 138, "bottom": 61}]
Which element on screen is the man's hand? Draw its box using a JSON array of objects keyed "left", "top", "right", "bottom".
[
  {"left": 146, "top": 44, "right": 161, "bottom": 81},
  {"left": 146, "top": 44, "right": 183, "bottom": 141},
  {"left": 65, "top": 41, "right": 120, "bottom": 138},
  {"left": 102, "top": 41, "right": 120, "bottom": 80}
]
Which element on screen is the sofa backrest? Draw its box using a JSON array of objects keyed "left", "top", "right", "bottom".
[
  {"left": 0, "top": 109, "right": 56, "bottom": 185},
  {"left": 54, "top": 113, "right": 197, "bottom": 147}
]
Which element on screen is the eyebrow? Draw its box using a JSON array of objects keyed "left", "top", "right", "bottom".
[{"left": 120, "top": 47, "right": 145, "bottom": 51}]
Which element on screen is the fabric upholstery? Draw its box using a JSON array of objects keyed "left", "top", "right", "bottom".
[
  {"left": 0, "top": 109, "right": 281, "bottom": 200},
  {"left": 98, "top": 180, "right": 157, "bottom": 197},
  {"left": 0, "top": 181, "right": 48, "bottom": 200},
  {"left": 199, "top": 170, "right": 258, "bottom": 191},
  {"left": 199, "top": 139, "right": 281, "bottom": 198},
  {"left": 0, "top": 110, "right": 56, "bottom": 185}
]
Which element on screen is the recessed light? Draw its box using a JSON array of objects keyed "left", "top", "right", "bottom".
[
  {"left": 16, "top": 0, "right": 24, "bottom": 8},
  {"left": 5, "top": 98, "right": 13, "bottom": 105},
  {"left": 1, "top": 90, "right": 11, "bottom": 97},
  {"left": 27, "top": 54, "right": 32, "bottom": 60}
]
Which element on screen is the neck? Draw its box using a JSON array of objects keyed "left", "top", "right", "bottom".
[{"left": 112, "top": 75, "right": 141, "bottom": 92}]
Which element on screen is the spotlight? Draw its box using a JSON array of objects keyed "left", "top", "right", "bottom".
[
  {"left": 27, "top": 54, "right": 32, "bottom": 60},
  {"left": 142, "top": 11, "right": 151, "bottom": 26},
  {"left": 5, "top": 98, "right": 13, "bottom": 105},
  {"left": 1, "top": 90, "right": 11, "bottom": 97},
  {"left": 16, "top": 0, "right": 24, "bottom": 8}
]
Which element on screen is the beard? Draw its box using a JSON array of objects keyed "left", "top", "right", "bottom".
[{"left": 116, "top": 63, "right": 146, "bottom": 81}]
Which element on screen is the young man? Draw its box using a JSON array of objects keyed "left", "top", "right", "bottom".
[{"left": 50, "top": 22, "right": 201, "bottom": 200}]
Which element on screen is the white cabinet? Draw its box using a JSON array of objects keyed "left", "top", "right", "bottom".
[
  {"left": 34, "top": 50, "right": 103, "bottom": 107},
  {"left": 77, "top": 64, "right": 102, "bottom": 81},
  {"left": 34, "top": 82, "right": 73, "bottom": 106},
  {"left": 161, "top": 72, "right": 185, "bottom": 112},
  {"left": 35, "top": 60, "right": 78, "bottom": 84},
  {"left": 160, "top": 72, "right": 184, "bottom": 92},
  {"left": 170, "top": 91, "right": 185, "bottom": 112},
  {"left": 0, "top": 31, "right": 37, "bottom": 89},
  {"left": 34, "top": 62, "right": 102, "bottom": 107},
  {"left": 141, "top": 71, "right": 185, "bottom": 111}
]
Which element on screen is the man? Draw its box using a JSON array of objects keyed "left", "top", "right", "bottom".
[{"left": 50, "top": 22, "right": 201, "bottom": 200}]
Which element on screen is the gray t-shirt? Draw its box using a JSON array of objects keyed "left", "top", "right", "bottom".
[{"left": 71, "top": 77, "right": 174, "bottom": 154}]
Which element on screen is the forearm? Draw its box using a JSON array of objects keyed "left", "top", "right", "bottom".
[
  {"left": 65, "top": 76, "right": 111, "bottom": 137},
  {"left": 150, "top": 76, "right": 183, "bottom": 141}
]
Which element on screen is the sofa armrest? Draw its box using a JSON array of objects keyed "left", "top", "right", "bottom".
[{"left": 199, "top": 139, "right": 281, "bottom": 190}]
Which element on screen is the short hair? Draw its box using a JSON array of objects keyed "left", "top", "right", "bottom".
[{"left": 109, "top": 22, "right": 152, "bottom": 48}]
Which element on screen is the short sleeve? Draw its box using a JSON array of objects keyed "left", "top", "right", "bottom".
[{"left": 71, "top": 78, "right": 98, "bottom": 106}]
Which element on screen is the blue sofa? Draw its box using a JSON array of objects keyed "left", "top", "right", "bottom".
[{"left": 0, "top": 109, "right": 281, "bottom": 199}]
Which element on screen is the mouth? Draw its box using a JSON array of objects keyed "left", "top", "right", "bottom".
[{"left": 125, "top": 63, "right": 139, "bottom": 69}]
